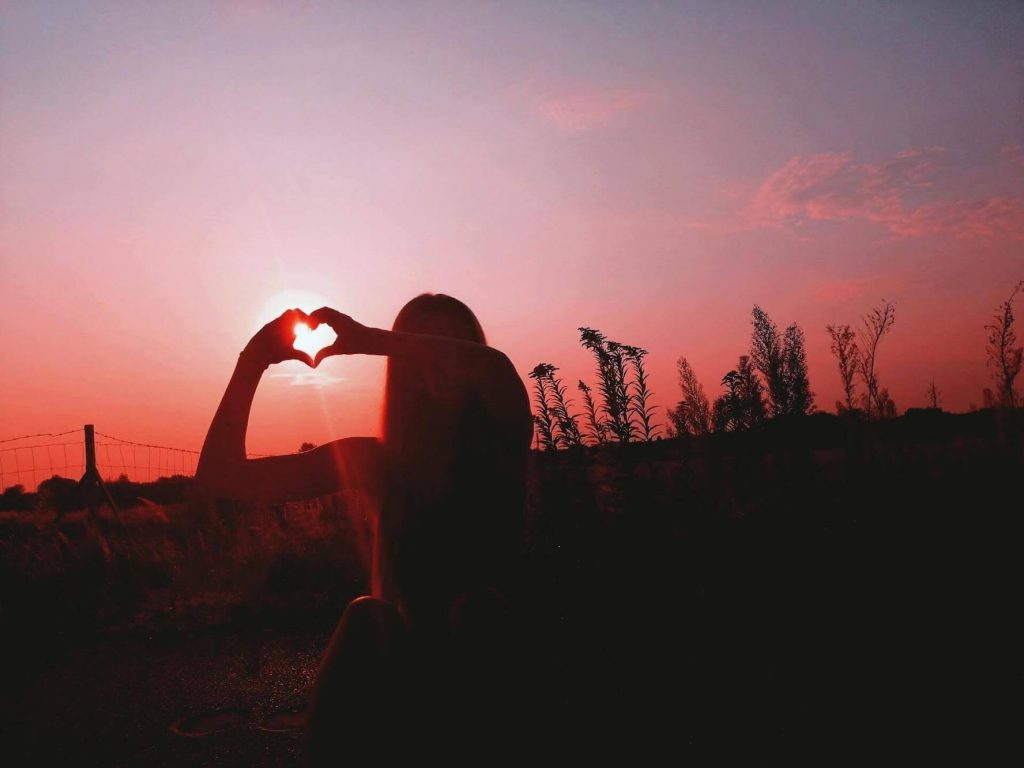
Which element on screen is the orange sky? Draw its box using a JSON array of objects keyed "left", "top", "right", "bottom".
[{"left": 1, "top": 2, "right": 1022, "bottom": 489}]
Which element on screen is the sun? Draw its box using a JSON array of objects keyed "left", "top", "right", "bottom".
[
  {"left": 292, "top": 321, "right": 337, "bottom": 359},
  {"left": 255, "top": 288, "right": 332, "bottom": 328}
]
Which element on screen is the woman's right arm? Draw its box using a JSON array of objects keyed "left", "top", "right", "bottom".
[{"left": 195, "top": 309, "right": 380, "bottom": 504}]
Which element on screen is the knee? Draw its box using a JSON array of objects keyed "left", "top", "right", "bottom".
[{"left": 342, "top": 598, "right": 405, "bottom": 647}]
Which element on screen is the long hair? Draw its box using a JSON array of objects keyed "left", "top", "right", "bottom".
[
  {"left": 382, "top": 293, "right": 486, "bottom": 450},
  {"left": 376, "top": 293, "right": 511, "bottom": 622}
]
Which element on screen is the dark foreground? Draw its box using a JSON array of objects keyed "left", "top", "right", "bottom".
[{"left": 3, "top": 410, "right": 1022, "bottom": 761}]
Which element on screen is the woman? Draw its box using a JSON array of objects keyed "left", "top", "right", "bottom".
[{"left": 195, "top": 294, "right": 533, "bottom": 757}]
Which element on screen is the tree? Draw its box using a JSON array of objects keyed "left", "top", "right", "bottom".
[
  {"left": 858, "top": 301, "right": 896, "bottom": 418},
  {"left": 782, "top": 323, "right": 815, "bottom": 415},
  {"left": 298, "top": 442, "right": 317, "bottom": 453},
  {"left": 878, "top": 388, "right": 898, "bottom": 419},
  {"left": 927, "top": 382, "right": 940, "bottom": 410},
  {"left": 826, "top": 324, "right": 860, "bottom": 413},
  {"left": 985, "top": 279, "right": 1023, "bottom": 408},
  {"left": 750, "top": 305, "right": 788, "bottom": 417},
  {"left": 714, "top": 356, "right": 765, "bottom": 432},
  {"left": 668, "top": 356, "right": 713, "bottom": 436},
  {"left": 623, "top": 345, "right": 659, "bottom": 441},
  {"left": 37, "top": 475, "right": 81, "bottom": 516},
  {"left": 0, "top": 484, "right": 33, "bottom": 512}
]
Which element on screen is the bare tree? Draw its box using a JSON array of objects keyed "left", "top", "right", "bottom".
[
  {"left": 827, "top": 323, "right": 860, "bottom": 413},
  {"left": 751, "top": 305, "right": 788, "bottom": 416},
  {"left": 985, "top": 279, "right": 1023, "bottom": 408},
  {"left": 858, "top": 301, "right": 896, "bottom": 418},
  {"left": 669, "top": 356, "right": 713, "bottom": 435}
]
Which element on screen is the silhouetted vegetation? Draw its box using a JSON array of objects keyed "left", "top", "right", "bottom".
[
  {"left": 529, "top": 364, "right": 559, "bottom": 451},
  {"left": 713, "top": 355, "right": 766, "bottom": 432},
  {"left": 530, "top": 329, "right": 668, "bottom": 447},
  {"left": 827, "top": 323, "right": 861, "bottom": 413},
  {"left": 579, "top": 328, "right": 634, "bottom": 443},
  {"left": 858, "top": 301, "right": 897, "bottom": 418},
  {"left": 985, "top": 279, "right": 1023, "bottom": 408},
  {"left": 667, "top": 357, "right": 713, "bottom": 436},
  {"left": 577, "top": 380, "right": 607, "bottom": 445},
  {"left": 750, "top": 306, "right": 815, "bottom": 417},
  {"left": 782, "top": 323, "right": 814, "bottom": 415},
  {"left": 623, "top": 344, "right": 659, "bottom": 440}
]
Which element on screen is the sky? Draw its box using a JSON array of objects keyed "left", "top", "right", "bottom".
[{"left": 2, "top": 1, "right": 1023, "bottom": 487}]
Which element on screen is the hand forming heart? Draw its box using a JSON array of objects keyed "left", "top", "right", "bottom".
[{"left": 293, "top": 322, "right": 338, "bottom": 361}]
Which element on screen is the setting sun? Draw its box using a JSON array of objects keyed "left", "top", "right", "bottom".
[{"left": 293, "top": 321, "right": 337, "bottom": 360}]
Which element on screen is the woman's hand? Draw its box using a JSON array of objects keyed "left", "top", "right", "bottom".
[
  {"left": 241, "top": 308, "right": 317, "bottom": 368},
  {"left": 310, "top": 307, "right": 377, "bottom": 366}
]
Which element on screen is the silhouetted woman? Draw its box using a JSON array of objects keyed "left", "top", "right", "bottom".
[{"left": 195, "top": 294, "right": 533, "bottom": 759}]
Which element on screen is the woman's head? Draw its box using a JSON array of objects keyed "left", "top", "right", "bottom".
[
  {"left": 390, "top": 293, "right": 486, "bottom": 343},
  {"left": 382, "top": 294, "right": 486, "bottom": 445}
]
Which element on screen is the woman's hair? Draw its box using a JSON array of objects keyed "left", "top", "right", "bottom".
[{"left": 381, "top": 293, "right": 486, "bottom": 446}]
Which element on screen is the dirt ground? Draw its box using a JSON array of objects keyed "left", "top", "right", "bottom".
[{"left": 6, "top": 632, "right": 329, "bottom": 767}]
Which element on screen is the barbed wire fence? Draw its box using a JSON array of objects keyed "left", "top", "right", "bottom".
[{"left": 0, "top": 426, "right": 270, "bottom": 492}]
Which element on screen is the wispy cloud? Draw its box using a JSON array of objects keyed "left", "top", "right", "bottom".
[
  {"left": 268, "top": 371, "right": 346, "bottom": 389},
  {"left": 888, "top": 197, "right": 1024, "bottom": 240},
  {"left": 518, "top": 82, "right": 659, "bottom": 134},
  {"left": 749, "top": 148, "right": 944, "bottom": 228},
  {"left": 722, "top": 147, "right": 1024, "bottom": 241}
]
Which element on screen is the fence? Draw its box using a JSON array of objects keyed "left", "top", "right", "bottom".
[{"left": 0, "top": 426, "right": 204, "bottom": 492}]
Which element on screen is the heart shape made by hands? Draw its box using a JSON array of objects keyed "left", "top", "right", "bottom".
[{"left": 293, "top": 322, "right": 337, "bottom": 361}]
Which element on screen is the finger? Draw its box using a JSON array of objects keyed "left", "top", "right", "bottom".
[
  {"left": 288, "top": 349, "right": 316, "bottom": 368},
  {"left": 282, "top": 307, "right": 314, "bottom": 328},
  {"left": 311, "top": 306, "right": 345, "bottom": 326},
  {"left": 313, "top": 343, "right": 341, "bottom": 368}
]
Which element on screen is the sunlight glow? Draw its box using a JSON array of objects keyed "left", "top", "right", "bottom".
[
  {"left": 255, "top": 289, "right": 333, "bottom": 328},
  {"left": 293, "top": 322, "right": 337, "bottom": 359}
]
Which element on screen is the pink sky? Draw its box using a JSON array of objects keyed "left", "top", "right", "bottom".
[{"left": 1, "top": 2, "right": 1022, "bottom": 488}]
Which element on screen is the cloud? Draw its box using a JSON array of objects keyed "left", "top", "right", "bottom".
[
  {"left": 519, "top": 83, "right": 658, "bottom": 134},
  {"left": 745, "top": 148, "right": 1024, "bottom": 241},
  {"left": 268, "top": 371, "right": 346, "bottom": 389},
  {"left": 889, "top": 197, "right": 1024, "bottom": 240},
  {"left": 749, "top": 148, "right": 944, "bottom": 227}
]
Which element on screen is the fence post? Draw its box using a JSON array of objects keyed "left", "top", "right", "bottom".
[
  {"left": 83, "top": 424, "right": 98, "bottom": 482},
  {"left": 77, "top": 424, "right": 134, "bottom": 549}
]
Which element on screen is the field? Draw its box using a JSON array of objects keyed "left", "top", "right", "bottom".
[{"left": 2, "top": 409, "right": 1021, "bottom": 761}]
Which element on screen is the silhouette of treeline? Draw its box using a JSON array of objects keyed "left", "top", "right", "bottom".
[
  {"left": 532, "top": 285, "right": 1023, "bottom": 447},
  {"left": 0, "top": 474, "right": 192, "bottom": 514}
]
